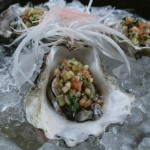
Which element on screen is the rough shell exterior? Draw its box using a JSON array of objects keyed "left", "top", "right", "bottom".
[{"left": 24, "top": 42, "right": 134, "bottom": 147}]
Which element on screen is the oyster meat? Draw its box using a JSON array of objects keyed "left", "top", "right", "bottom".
[{"left": 24, "top": 42, "right": 134, "bottom": 147}]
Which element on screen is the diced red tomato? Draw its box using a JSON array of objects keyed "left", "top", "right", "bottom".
[{"left": 71, "top": 81, "right": 83, "bottom": 91}]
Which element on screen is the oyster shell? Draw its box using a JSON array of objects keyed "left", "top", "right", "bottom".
[
  {"left": 0, "top": 4, "right": 44, "bottom": 44},
  {"left": 110, "top": 23, "right": 150, "bottom": 59},
  {"left": 111, "top": 34, "right": 150, "bottom": 59},
  {"left": 24, "top": 42, "right": 134, "bottom": 147}
]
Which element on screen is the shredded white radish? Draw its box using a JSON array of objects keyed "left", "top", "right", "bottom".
[
  {"left": 77, "top": 24, "right": 130, "bottom": 41},
  {"left": 10, "top": 26, "right": 35, "bottom": 33},
  {"left": 9, "top": 2, "right": 131, "bottom": 88},
  {"left": 99, "top": 7, "right": 115, "bottom": 22},
  {"left": 95, "top": 38, "right": 125, "bottom": 62},
  {"left": 17, "top": 15, "right": 29, "bottom": 31},
  {"left": 6, "top": 32, "right": 28, "bottom": 47},
  {"left": 86, "top": 0, "right": 93, "bottom": 13},
  {"left": 80, "top": 30, "right": 130, "bottom": 72}
]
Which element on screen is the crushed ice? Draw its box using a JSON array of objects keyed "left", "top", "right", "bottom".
[{"left": 0, "top": 0, "right": 150, "bottom": 149}]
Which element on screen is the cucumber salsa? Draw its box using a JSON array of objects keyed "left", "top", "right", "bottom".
[{"left": 51, "top": 58, "right": 104, "bottom": 122}]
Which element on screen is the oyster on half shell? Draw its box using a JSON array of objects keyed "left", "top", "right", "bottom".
[
  {"left": 0, "top": 4, "right": 45, "bottom": 44},
  {"left": 110, "top": 23, "right": 150, "bottom": 59},
  {"left": 24, "top": 42, "right": 134, "bottom": 147}
]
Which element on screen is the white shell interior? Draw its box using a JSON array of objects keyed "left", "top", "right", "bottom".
[{"left": 24, "top": 44, "right": 134, "bottom": 147}]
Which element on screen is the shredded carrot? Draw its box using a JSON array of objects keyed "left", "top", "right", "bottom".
[{"left": 43, "top": 7, "right": 98, "bottom": 27}]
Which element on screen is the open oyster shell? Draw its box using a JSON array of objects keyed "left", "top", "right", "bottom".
[
  {"left": 0, "top": 4, "right": 46, "bottom": 44},
  {"left": 24, "top": 42, "right": 134, "bottom": 147},
  {"left": 110, "top": 23, "right": 150, "bottom": 59}
]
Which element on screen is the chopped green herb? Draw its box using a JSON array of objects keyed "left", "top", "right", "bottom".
[
  {"left": 133, "top": 18, "right": 140, "bottom": 26},
  {"left": 144, "top": 35, "right": 150, "bottom": 41}
]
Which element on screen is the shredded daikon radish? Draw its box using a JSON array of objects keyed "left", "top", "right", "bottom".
[
  {"left": 95, "top": 38, "right": 124, "bottom": 62},
  {"left": 6, "top": 32, "right": 28, "bottom": 47},
  {"left": 10, "top": 3, "right": 131, "bottom": 88},
  {"left": 86, "top": 0, "right": 93, "bottom": 13},
  {"left": 99, "top": 7, "right": 115, "bottom": 22},
  {"left": 77, "top": 24, "right": 130, "bottom": 41},
  {"left": 10, "top": 26, "right": 35, "bottom": 33},
  {"left": 81, "top": 30, "right": 131, "bottom": 72},
  {"left": 17, "top": 15, "right": 29, "bottom": 31}
]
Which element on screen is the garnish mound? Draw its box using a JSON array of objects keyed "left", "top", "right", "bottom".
[
  {"left": 21, "top": 8, "right": 43, "bottom": 27},
  {"left": 121, "top": 16, "right": 150, "bottom": 46},
  {"left": 50, "top": 58, "right": 104, "bottom": 122}
]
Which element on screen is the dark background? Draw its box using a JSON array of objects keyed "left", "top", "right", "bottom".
[{"left": 0, "top": 0, "right": 149, "bottom": 19}]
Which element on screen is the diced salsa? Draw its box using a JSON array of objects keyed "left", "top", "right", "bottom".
[
  {"left": 51, "top": 58, "right": 104, "bottom": 122},
  {"left": 21, "top": 8, "right": 43, "bottom": 28},
  {"left": 121, "top": 16, "right": 150, "bottom": 46}
]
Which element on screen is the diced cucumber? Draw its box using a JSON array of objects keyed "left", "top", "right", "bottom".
[
  {"left": 83, "top": 65, "right": 89, "bottom": 70},
  {"left": 88, "top": 78, "right": 93, "bottom": 83},
  {"left": 26, "top": 21, "right": 32, "bottom": 28},
  {"left": 65, "top": 72, "right": 71, "bottom": 79},
  {"left": 62, "top": 86, "right": 69, "bottom": 93},
  {"left": 65, "top": 95, "right": 71, "bottom": 105},
  {"left": 69, "top": 71, "right": 75, "bottom": 76},
  {"left": 131, "top": 38, "right": 139, "bottom": 45},
  {"left": 65, "top": 71, "right": 74, "bottom": 79},
  {"left": 85, "top": 88, "right": 91, "bottom": 96},
  {"left": 71, "top": 60, "right": 78, "bottom": 66},
  {"left": 54, "top": 68, "right": 60, "bottom": 75},
  {"left": 78, "top": 63, "right": 83, "bottom": 67},
  {"left": 72, "top": 65, "right": 77, "bottom": 71},
  {"left": 89, "top": 93, "right": 94, "bottom": 99},
  {"left": 134, "top": 33, "right": 139, "bottom": 38},
  {"left": 63, "top": 75, "right": 68, "bottom": 82},
  {"left": 65, "top": 81, "right": 71, "bottom": 89},
  {"left": 57, "top": 95, "right": 65, "bottom": 107},
  {"left": 77, "top": 72, "right": 82, "bottom": 76}
]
